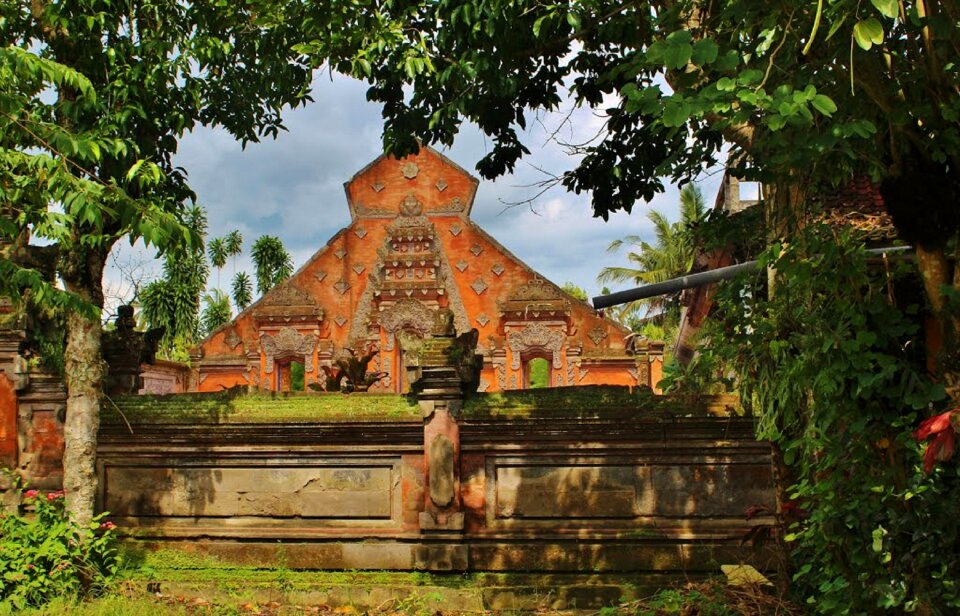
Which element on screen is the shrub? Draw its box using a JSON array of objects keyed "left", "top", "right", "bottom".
[{"left": 0, "top": 484, "right": 120, "bottom": 610}]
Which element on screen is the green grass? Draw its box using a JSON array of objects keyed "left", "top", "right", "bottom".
[{"left": 103, "top": 391, "right": 421, "bottom": 425}]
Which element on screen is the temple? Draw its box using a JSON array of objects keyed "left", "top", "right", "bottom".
[{"left": 192, "top": 148, "right": 663, "bottom": 393}]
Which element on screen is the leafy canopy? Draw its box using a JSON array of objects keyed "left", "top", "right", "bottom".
[{"left": 294, "top": 0, "right": 960, "bottom": 220}]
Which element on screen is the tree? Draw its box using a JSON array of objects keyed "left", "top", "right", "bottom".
[
  {"left": 3, "top": 1, "right": 313, "bottom": 524},
  {"left": 297, "top": 0, "right": 960, "bottom": 385},
  {"left": 139, "top": 207, "right": 210, "bottom": 360},
  {"left": 224, "top": 230, "right": 243, "bottom": 278},
  {"left": 560, "top": 282, "right": 589, "bottom": 302},
  {"left": 597, "top": 184, "right": 705, "bottom": 322},
  {"left": 207, "top": 237, "right": 228, "bottom": 290},
  {"left": 231, "top": 271, "right": 254, "bottom": 312},
  {"left": 251, "top": 235, "right": 294, "bottom": 295},
  {"left": 200, "top": 289, "right": 232, "bottom": 337}
]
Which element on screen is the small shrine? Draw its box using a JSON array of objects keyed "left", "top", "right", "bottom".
[{"left": 191, "top": 148, "right": 662, "bottom": 393}]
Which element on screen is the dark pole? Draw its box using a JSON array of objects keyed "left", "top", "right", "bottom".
[{"left": 591, "top": 246, "right": 912, "bottom": 310}]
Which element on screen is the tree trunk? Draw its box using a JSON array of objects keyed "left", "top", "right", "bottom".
[
  {"left": 61, "top": 247, "right": 107, "bottom": 528},
  {"left": 914, "top": 244, "right": 960, "bottom": 398}
]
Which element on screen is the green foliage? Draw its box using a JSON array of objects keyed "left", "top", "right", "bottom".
[
  {"left": 527, "top": 357, "right": 550, "bottom": 389},
  {"left": 0, "top": 480, "right": 120, "bottom": 611},
  {"left": 200, "top": 289, "right": 232, "bottom": 337},
  {"left": 711, "top": 226, "right": 960, "bottom": 612},
  {"left": 560, "top": 281, "right": 588, "bottom": 302},
  {"left": 230, "top": 272, "right": 253, "bottom": 312},
  {"left": 250, "top": 235, "right": 293, "bottom": 295},
  {"left": 140, "top": 207, "right": 210, "bottom": 357},
  {"left": 289, "top": 361, "right": 305, "bottom": 392}
]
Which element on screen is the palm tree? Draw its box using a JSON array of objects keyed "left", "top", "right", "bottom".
[
  {"left": 232, "top": 271, "right": 253, "bottom": 311},
  {"left": 224, "top": 230, "right": 243, "bottom": 277},
  {"left": 597, "top": 183, "right": 705, "bottom": 326},
  {"left": 207, "top": 237, "right": 227, "bottom": 290},
  {"left": 200, "top": 289, "right": 232, "bottom": 336},
  {"left": 251, "top": 235, "right": 294, "bottom": 295}
]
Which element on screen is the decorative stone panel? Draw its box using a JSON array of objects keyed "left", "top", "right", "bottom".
[
  {"left": 260, "top": 327, "right": 317, "bottom": 373},
  {"left": 508, "top": 322, "right": 565, "bottom": 369}
]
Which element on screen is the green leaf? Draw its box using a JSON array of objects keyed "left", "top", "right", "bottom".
[
  {"left": 691, "top": 39, "right": 718, "bottom": 66},
  {"left": 811, "top": 94, "right": 838, "bottom": 116},
  {"left": 661, "top": 99, "right": 691, "bottom": 127},
  {"left": 853, "top": 18, "right": 884, "bottom": 50},
  {"left": 566, "top": 12, "right": 581, "bottom": 30},
  {"left": 870, "top": 0, "right": 899, "bottom": 19}
]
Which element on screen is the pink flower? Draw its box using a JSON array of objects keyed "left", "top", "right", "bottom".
[
  {"left": 45, "top": 490, "right": 65, "bottom": 501},
  {"left": 23, "top": 489, "right": 39, "bottom": 499},
  {"left": 99, "top": 521, "right": 116, "bottom": 531}
]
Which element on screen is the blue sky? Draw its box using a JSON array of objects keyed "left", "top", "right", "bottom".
[{"left": 104, "top": 74, "right": 738, "bottom": 313}]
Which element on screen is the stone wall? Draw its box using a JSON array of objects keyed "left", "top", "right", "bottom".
[{"left": 97, "top": 388, "right": 774, "bottom": 574}]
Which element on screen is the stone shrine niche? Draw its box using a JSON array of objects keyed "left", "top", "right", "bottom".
[
  {"left": 507, "top": 322, "right": 565, "bottom": 370},
  {"left": 260, "top": 327, "right": 318, "bottom": 374},
  {"left": 379, "top": 299, "right": 436, "bottom": 335}
]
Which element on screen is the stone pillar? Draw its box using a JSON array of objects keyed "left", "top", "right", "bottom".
[{"left": 414, "top": 329, "right": 469, "bottom": 571}]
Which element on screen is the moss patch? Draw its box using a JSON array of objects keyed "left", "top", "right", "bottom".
[
  {"left": 461, "top": 385, "right": 689, "bottom": 419},
  {"left": 103, "top": 391, "right": 420, "bottom": 425}
]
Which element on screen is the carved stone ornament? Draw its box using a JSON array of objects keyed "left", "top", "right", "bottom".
[
  {"left": 491, "top": 263, "right": 505, "bottom": 277},
  {"left": 333, "top": 279, "right": 350, "bottom": 295},
  {"left": 471, "top": 278, "right": 488, "bottom": 295},
  {"left": 449, "top": 223, "right": 462, "bottom": 236},
  {"left": 334, "top": 314, "right": 347, "bottom": 327},
  {"left": 476, "top": 313, "right": 490, "bottom": 327},
  {"left": 499, "top": 276, "right": 571, "bottom": 318},
  {"left": 436, "top": 180, "right": 448, "bottom": 192},
  {"left": 508, "top": 321, "right": 565, "bottom": 370},
  {"left": 469, "top": 244, "right": 483, "bottom": 256},
  {"left": 354, "top": 228, "right": 368, "bottom": 239},
  {"left": 379, "top": 299, "right": 436, "bottom": 334},
  {"left": 253, "top": 283, "right": 323, "bottom": 323},
  {"left": 401, "top": 161, "right": 420, "bottom": 179},
  {"left": 335, "top": 248, "right": 347, "bottom": 260},
  {"left": 261, "top": 327, "right": 317, "bottom": 374},
  {"left": 352, "top": 263, "right": 366, "bottom": 275},
  {"left": 399, "top": 193, "right": 423, "bottom": 217},
  {"left": 371, "top": 181, "right": 385, "bottom": 192},
  {"left": 314, "top": 271, "right": 327, "bottom": 282},
  {"left": 456, "top": 260, "right": 468, "bottom": 272},
  {"left": 224, "top": 329, "right": 242, "bottom": 350},
  {"left": 588, "top": 326, "right": 609, "bottom": 346},
  {"left": 432, "top": 197, "right": 464, "bottom": 214}
]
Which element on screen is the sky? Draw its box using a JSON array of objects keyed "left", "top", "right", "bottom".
[{"left": 104, "top": 73, "right": 740, "bottom": 314}]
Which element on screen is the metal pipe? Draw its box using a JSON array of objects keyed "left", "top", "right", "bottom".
[{"left": 591, "top": 245, "right": 912, "bottom": 310}]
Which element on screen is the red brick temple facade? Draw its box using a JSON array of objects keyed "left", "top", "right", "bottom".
[{"left": 192, "top": 148, "right": 662, "bottom": 393}]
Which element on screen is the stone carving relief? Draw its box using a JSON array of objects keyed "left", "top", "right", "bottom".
[
  {"left": 355, "top": 202, "right": 393, "bottom": 217},
  {"left": 354, "top": 228, "right": 368, "bottom": 239},
  {"left": 352, "top": 264, "right": 366, "bottom": 275},
  {"left": 471, "top": 278, "right": 488, "bottom": 295},
  {"left": 379, "top": 299, "right": 436, "bottom": 334},
  {"left": 469, "top": 244, "right": 483, "bottom": 256},
  {"left": 566, "top": 358, "right": 582, "bottom": 386},
  {"left": 224, "top": 329, "right": 242, "bottom": 350},
  {"left": 371, "top": 181, "right": 385, "bottom": 192},
  {"left": 449, "top": 223, "right": 462, "bottom": 236},
  {"left": 253, "top": 283, "right": 323, "bottom": 323},
  {"left": 588, "top": 326, "right": 608, "bottom": 346},
  {"left": 508, "top": 322, "right": 565, "bottom": 369},
  {"left": 335, "top": 248, "right": 347, "bottom": 260},
  {"left": 334, "top": 315, "right": 347, "bottom": 327},
  {"left": 456, "top": 260, "right": 468, "bottom": 272},
  {"left": 492, "top": 357, "right": 507, "bottom": 390},
  {"left": 436, "top": 180, "right": 448, "bottom": 192},
  {"left": 333, "top": 280, "right": 350, "bottom": 295},
  {"left": 261, "top": 327, "right": 317, "bottom": 374},
  {"left": 401, "top": 161, "right": 419, "bottom": 179},
  {"left": 476, "top": 313, "right": 490, "bottom": 327},
  {"left": 491, "top": 263, "right": 505, "bottom": 276},
  {"left": 314, "top": 271, "right": 327, "bottom": 282},
  {"left": 399, "top": 193, "right": 423, "bottom": 217},
  {"left": 433, "top": 197, "right": 464, "bottom": 214}
]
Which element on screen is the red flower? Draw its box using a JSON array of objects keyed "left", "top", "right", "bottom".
[
  {"left": 23, "top": 489, "right": 39, "bottom": 499},
  {"left": 45, "top": 490, "right": 65, "bottom": 501},
  {"left": 99, "top": 521, "right": 116, "bottom": 531},
  {"left": 914, "top": 409, "right": 958, "bottom": 474}
]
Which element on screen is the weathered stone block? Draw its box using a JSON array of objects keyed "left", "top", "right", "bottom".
[
  {"left": 428, "top": 435, "right": 455, "bottom": 508},
  {"left": 414, "top": 544, "right": 468, "bottom": 571}
]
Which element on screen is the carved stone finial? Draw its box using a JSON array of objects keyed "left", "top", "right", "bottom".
[
  {"left": 432, "top": 307, "right": 456, "bottom": 337},
  {"left": 400, "top": 193, "right": 423, "bottom": 217}
]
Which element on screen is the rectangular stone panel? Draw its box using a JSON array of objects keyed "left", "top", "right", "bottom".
[
  {"left": 104, "top": 465, "right": 394, "bottom": 519},
  {"left": 491, "top": 460, "right": 774, "bottom": 521},
  {"left": 495, "top": 465, "right": 638, "bottom": 519}
]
